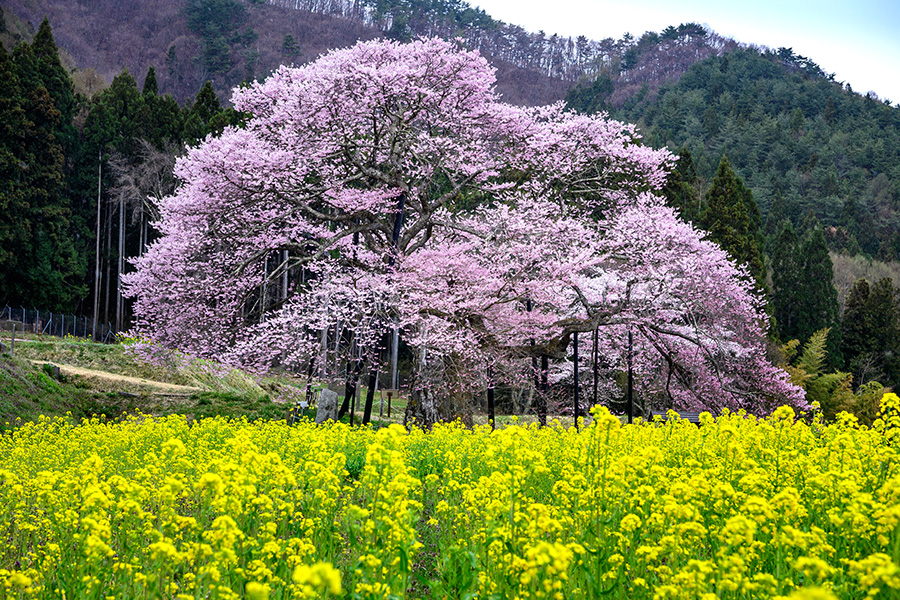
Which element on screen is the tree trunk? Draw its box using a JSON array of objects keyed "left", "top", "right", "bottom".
[
  {"left": 104, "top": 208, "right": 112, "bottom": 326},
  {"left": 405, "top": 345, "right": 441, "bottom": 428},
  {"left": 404, "top": 347, "right": 473, "bottom": 428}
]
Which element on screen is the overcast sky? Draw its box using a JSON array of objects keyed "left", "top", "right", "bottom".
[{"left": 471, "top": 0, "right": 900, "bottom": 104}]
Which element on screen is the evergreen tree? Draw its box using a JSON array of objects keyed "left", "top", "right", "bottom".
[
  {"left": 183, "top": 80, "right": 241, "bottom": 144},
  {"left": 841, "top": 278, "right": 871, "bottom": 371},
  {"left": 763, "top": 191, "right": 788, "bottom": 241},
  {"left": 841, "top": 277, "right": 899, "bottom": 388},
  {"left": 183, "top": 80, "right": 223, "bottom": 143},
  {"left": 770, "top": 220, "right": 802, "bottom": 340},
  {"left": 86, "top": 70, "right": 144, "bottom": 155},
  {"left": 797, "top": 226, "right": 842, "bottom": 369},
  {"left": 3, "top": 41, "right": 83, "bottom": 309},
  {"left": 139, "top": 66, "right": 183, "bottom": 147},
  {"left": 30, "top": 19, "right": 76, "bottom": 152},
  {"left": 0, "top": 44, "right": 30, "bottom": 294},
  {"left": 867, "top": 278, "right": 900, "bottom": 387},
  {"left": 564, "top": 73, "right": 614, "bottom": 115},
  {"left": 662, "top": 147, "right": 702, "bottom": 222},
  {"left": 700, "top": 156, "right": 767, "bottom": 294},
  {"left": 142, "top": 66, "right": 159, "bottom": 96},
  {"left": 281, "top": 33, "right": 300, "bottom": 59}
]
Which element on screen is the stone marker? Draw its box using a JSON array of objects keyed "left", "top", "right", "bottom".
[{"left": 316, "top": 388, "right": 340, "bottom": 424}]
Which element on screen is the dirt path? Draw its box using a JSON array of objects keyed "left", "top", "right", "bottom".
[{"left": 30, "top": 361, "right": 200, "bottom": 393}]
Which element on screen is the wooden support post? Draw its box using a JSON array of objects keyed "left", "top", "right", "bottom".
[
  {"left": 363, "top": 360, "right": 377, "bottom": 424},
  {"left": 539, "top": 355, "right": 548, "bottom": 427},
  {"left": 627, "top": 328, "right": 634, "bottom": 425},
  {"left": 573, "top": 331, "right": 579, "bottom": 430},
  {"left": 593, "top": 327, "right": 599, "bottom": 406},
  {"left": 487, "top": 365, "right": 496, "bottom": 430}
]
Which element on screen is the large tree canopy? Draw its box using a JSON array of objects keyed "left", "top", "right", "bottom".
[{"left": 126, "top": 38, "right": 802, "bottom": 420}]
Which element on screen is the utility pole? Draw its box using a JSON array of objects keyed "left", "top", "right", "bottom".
[
  {"left": 116, "top": 189, "right": 125, "bottom": 332},
  {"left": 92, "top": 151, "right": 102, "bottom": 341}
]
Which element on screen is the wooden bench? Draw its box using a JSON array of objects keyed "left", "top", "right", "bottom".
[{"left": 649, "top": 410, "right": 703, "bottom": 425}]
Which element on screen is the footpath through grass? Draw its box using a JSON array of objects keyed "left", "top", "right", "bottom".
[{"left": 0, "top": 334, "right": 312, "bottom": 426}]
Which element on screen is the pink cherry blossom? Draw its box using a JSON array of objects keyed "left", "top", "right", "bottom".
[{"left": 125, "top": 38, "right": 804, "bottom": 419}]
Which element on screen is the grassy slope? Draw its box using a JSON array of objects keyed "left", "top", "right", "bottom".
[
  {"left": 0, "top": 353, "right": 110, "bottom": 427},
  {"left": 1, "top": 336, "right": 312, "bottom": 426}
]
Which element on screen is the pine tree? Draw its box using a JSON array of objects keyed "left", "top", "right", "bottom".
[
  {"left": 30, "top": 20, "right": 75, "bottom": 120},
  {"left": 139, "top": 66, "right": 183, "bottom": 147},
  {"left": 182, "top": 80, "right": 241, "bottom": 144},
  {"left": 700, "top": 155, "right": 767, "bottom": 294},
  {"left": 88, "top": 70, "right": 144, "bottom": 154}
]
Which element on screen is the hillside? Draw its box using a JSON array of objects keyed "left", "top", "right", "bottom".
[
  {"left": 1, "top": 0, "right": 753, "bottom": 108},
  {"left": 600, "top": 49, "right": 900, "bottom": 261},
  {"left": 0, "top": 335, "right": 313, "bottom": 424},
  {"left": 0, "top": 0, "right": 571, "bottom": 105}
]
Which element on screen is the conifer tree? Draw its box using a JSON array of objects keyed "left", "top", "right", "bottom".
[
  {"left": 183, "top": 80, "right": 223, "bottom": 143},
  {"left": 867, "top": 278, "right": 899, "bottom": 386},
  {"left": 841, "top": 278, "right": 871, "bottom": 368},
  {"left": 0, "top": 45, "right": 30, "bottom": 293},
  {"left": 662, "top": 147, "right": 702, "bottom": 223},
  {"left": 797, "top": 226, "right": 842, "bottom": 369},
  {"left": 30, "top": 19, "right": 76, "bottom": 151},
  {"left": 700, "top": 156, "right": 767, "bottom": 294},
  {"left": 139, "top": 66, "right": 183, "bottom": 146},
  {"left": 770, "top": 220, "right": 802, "bottom": 340},
  {"left": 142, "top": 66, "right": 159, "bottom": 97},
  {"left": 3, "top": 41, "right": 83, "bottom": 309},
  {"left": 841, "top": 277, "right": 899, "bottom": 388}
]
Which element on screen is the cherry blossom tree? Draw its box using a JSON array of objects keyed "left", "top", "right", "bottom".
[{"left": 126, "top": 37, "right": 803, "bottom": 425}]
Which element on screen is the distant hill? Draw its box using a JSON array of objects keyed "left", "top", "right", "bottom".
[
  {"left": 598, "top": 49, "right": 900, "bottom": 260},
  {"left": 0, "top": 0, "right": 571, "bottom": 105},
  {"left": 2, "top": 0, "right": 747, "bottom": 108}
]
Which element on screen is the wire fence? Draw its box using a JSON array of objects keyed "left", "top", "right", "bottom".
[{"left": 0, "top": 305, "right": 119, "bottom": 343}]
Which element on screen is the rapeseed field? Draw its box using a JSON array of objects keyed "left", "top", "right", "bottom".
[{"left": 2, "top": 396, "right": 900, "bottom": 599}]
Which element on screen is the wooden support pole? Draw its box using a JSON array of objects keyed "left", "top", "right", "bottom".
[
  {"left": 573, "top": 331, "right": 579, "bottom": 430},
  {"left": 627, "top": 328, "right": 634, "bottom": 424},
  {"left": 487, "top": 365, "right": 496, "bottom": 430}
]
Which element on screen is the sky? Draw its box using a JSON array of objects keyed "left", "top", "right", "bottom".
[{"left": 471, "top": 0, "right": 900, "bottom": 104}]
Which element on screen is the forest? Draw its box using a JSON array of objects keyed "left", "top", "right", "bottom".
[{"left": 0, "top": 4, "right": 899, "bottom": 416}]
